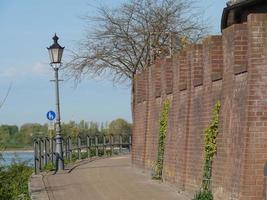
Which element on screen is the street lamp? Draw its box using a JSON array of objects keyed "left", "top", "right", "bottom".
[{"left": 47, "top": 34, "right": 64, "bottom": 170}]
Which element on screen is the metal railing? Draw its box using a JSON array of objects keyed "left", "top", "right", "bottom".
[{"left": 33, "top": 134, "right": 131, "bottom": 174}]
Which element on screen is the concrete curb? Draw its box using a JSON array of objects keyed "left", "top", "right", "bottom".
[{"left": 29, "top": 174, "right": 49, "bottom": 200}]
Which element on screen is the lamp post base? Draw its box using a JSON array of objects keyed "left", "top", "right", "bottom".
[{"left": 55, "top": 134, "right": 64, "bottom": 171}]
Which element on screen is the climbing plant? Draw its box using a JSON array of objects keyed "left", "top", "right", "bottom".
[
  {"left": 153, "top": 99, "right": 170, "bottom": 180},
  {"left": 193, "top": 101, "right": 221, "bottom": 200},
  {"left": 202, "top": 101, "right": 221, "bottom": 190}
]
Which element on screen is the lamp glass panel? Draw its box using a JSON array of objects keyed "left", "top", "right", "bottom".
[
  {"left": 49, "top": 49, "right": 55, "bottom": 63},
  {"left": 58, "top": 48, "right": 63, "bottom": 63},
  {"left": 51, "top": 48, "right": 59, "bottom": 63}
]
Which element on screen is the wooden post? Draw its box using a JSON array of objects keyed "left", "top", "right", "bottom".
[
  {"left": 38, "top": 138, "right": 42, "bottom": 171},
  {"left": 68, "top": 136, "right": 72, "bottom": 161},
  {"left": 77, "top": 135, "right": 81, "bottom": 160},
  {"left": 95, "top": 135, "right": 99, "bottom": 157},
  {"left": 87, "top": 135, "right": 90, "bottom": 158},
  {"left": 64, "top": 138, "right": 68, "bottom": 161},
  {"left": 44, "top": 138, "right": 48, "bottom": 165},
  {"left": 103, "top": 135, "right": 106, "bottom": 156},
  {"left": 119, "top": 135, "right": 122, "bottom": 154},
  {"left": 129, "top": 135, "right": 132, "bottom": 152},
  {"left": 34, "top": 139, "right": 39, "bottom": 174},
  {"left": 110, "top": 135, "right": 114, "bottom": 155}
]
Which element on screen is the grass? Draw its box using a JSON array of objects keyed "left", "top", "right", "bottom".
[{"left": 0, "top": 159, "right": 33, "bottom": 200}]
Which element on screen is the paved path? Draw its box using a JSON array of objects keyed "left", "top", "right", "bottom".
[{"left": 31, "top": 155, "right": 190, "bottom": 200}]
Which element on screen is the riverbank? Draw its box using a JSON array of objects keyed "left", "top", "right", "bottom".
[
  {"left": 3, "top": 149, "right": 34, "bottom": 153},
  {"left": 1, "top": 147, "right": 33, "bottom": 153}
]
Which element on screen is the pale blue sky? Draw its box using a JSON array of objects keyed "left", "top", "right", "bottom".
[{"left": 0, "top": 0, "right": 226, "bottom": 126}]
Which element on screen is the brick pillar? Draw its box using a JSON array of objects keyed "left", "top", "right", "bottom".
[
  {"left": 165, "top": 58, "right": 173, "bottom": 95},
  {"left": 162, "top": 55, "right": 180, "bottom": 184},
  {"left": 210, "top": 23, "right": 249, "bottom": 200},
  {"left": 135, "top": 73, "right": 142, "bottom": 103},
  {"left": 192, "top": 44, "right": 204, "bottom": 87},
  {"left": 132, "top": 70, "right": 149, "bottom": 167},
  {"left": 233, "top": 24, "right": 248, "bottom": 75},
  {"left": 202, "top": 35, "right": 224, "bottom": 194},
  {"left": 179, "top": 51, "right": 188, "bottom": 91},
  {"left": 184, "top": 44, "right": 204, "bottom": 193},
  {"left": 241, "top": 14, "right": 267, "bottom": 200},
  {"left": 144, "top": 67, "right": 156, "bottom": 169},
  {"left": 132, "top": 74, "right": 139, "bottom": 165},
  {"left": 154, "top": 59, "right": 162, "bottom": 97},
  {"left": 203, "top": 36, "right": 223, "bottom": 82},
  {"left": 211, "top": 36, "right": 223, "bottom": 82},
  {"left": 168, "top": 51, "right": 190, "bottom": 189},
  {"left": 171, "top": 49, "right": 192, "bottom": 190},
  {"left": 141, "top": 69, "right": 149, "bottom": 168}
]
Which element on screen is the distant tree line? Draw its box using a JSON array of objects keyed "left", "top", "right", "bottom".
[{"left": 0, "top": 118, "right": 131, "bottom": 149}]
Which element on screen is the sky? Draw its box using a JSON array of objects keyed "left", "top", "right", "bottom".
[{"left": 0, "top": 0, "right": 226, "bottom": 126}]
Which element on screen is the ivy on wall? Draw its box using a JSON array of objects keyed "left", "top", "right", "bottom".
[
  {"left": 193, "top": 101, "right": 221, "bottom": 200},
  {"left": 153, "top": 99, "right": 170, "bottom": 180},
  {"left": 202, "top": 101, "right": 221, "bottom": 190}
]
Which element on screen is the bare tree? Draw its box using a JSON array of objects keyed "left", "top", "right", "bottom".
[
  {"left": 0, "top": 83, "right": 11, "bottom": 162},
  {"left": 0, "top": 83, "right": 12, "bottom": 110},
  {"left": 65, "top": 0, "right": 207, "bottom": 116}
]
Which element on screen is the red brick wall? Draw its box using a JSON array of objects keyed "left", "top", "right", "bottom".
[
  {"left": 240, "top": 14, "right": 267, "bottom": 200},
  {"left": 132, "top": 13, "right": 267, "bottom": 200}
]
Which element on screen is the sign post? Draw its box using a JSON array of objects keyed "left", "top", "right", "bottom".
[{"left": 46, "top": 110, "right": 56, "bottom": 164}]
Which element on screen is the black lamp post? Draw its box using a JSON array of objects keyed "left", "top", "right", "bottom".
[{"left": 47, "top": 34, "right": 64, "bottom": 170}]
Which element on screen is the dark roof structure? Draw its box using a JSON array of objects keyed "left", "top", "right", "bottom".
[{"left": 221, "top": 0, "right": 267, "bottom": 31}]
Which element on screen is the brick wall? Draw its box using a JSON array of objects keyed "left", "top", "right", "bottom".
[{"left": 132, "top": 13, "right": 267, "bottom": 200}]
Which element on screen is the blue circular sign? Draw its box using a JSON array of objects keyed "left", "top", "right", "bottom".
[{"left": 46, "top": 111, "right": 56, "bottom": 121}]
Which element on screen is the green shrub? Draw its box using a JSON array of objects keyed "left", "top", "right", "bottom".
[
  {"left": 153, "top": 99, "right": 170, "bottom": 180},
  {"left": 81, "top": 152, "right": 88, "bottom": 159},
  {"left": 106, "top": 149, "right": 112, "bottom": 156},
  {"left": 192, "top": 190, "right": 213, "bottom": 200},
  {"left": 98, "top": 149, "right": 104, "bottom": 156},
  {"left": 43, "top": 162, "right": 54, "bottom": 171},
  {"left": 0, "top": 162, "right": 33, "bottom": 200},
  {"left": 202, "top": 101, "right": 220, "bottom": 190},
  {"left": 90, "top": 149, "right": 96, "bottom": 157}
]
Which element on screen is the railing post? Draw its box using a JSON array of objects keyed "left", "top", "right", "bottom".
[
  {"left": 95, "top": 135, "right": 99, "bottom": 157},
  {"left": 103, "top": 135, "right": 106, "bottom": 156},
  {"left": 44, "top": 137, "right": 48, "bottom": 166},
  {"left": 42, "top": 138, "right": 45, "bottom": 167},
  {"left": 40, "top": 138, "right": 43, "bottom": 169},
  {"left": 64, "top": 138, "right": 68, "bottom": 161},
  {"left": 77, "top": 135, "right": 81, "bottom": 160},
  {"left": 119, "top": 135, "right": 122, "bottom": 154},
  {"left": 38, "top": 138, "right": 42, "bottom": 171},
  {"left": 68, "top": 136, "right": 72, "bottom": 161},
  {"left": 87, "top": 135, "right": 90, "bottom": 158},
  {"left": 34, "top": 139, "right": 39, "bottom": 174}
]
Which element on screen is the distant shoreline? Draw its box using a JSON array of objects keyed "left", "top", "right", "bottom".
[
  {"left": 3, "top": 150, "right": 34, "bottom": 153},
  {"left": 1, "top": 148, "right": 34, "bottom": 153}
]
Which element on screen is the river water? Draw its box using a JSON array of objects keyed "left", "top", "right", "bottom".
[{"left": 1, "top": 151, "right": 34, "bottom": 166}]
